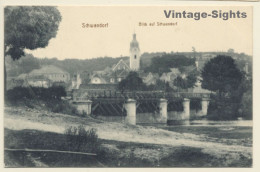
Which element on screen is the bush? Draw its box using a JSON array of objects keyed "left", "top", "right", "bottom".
[
  {"left": 207, "top": 95, "right": 239, "bottom": 120},
  {"left": 5, "top": 86, "right": 80, "bottom": 116},
  {"left": 65, "top": 125, "right": 100, "bottom": 153},
  {"left": 45, "top": 100, "right": 79, "bottom": 115},
  {"left": 6, "top": 86, "right": 66, "bottom": 103},
  {"left": 118, "top": 72, "right": 147, "bottom": 92},
  {"left": 239, "top": 90, "right": 252, "bottom": 120},
  {"left": 6, "top": 87, "right": 34, "bottom": 103}
]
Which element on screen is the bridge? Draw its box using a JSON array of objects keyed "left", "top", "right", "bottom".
[{"left": 71, "top": 89, "right": 211, "bottom": 125}]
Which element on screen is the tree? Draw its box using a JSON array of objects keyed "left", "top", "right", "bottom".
[
  {"left": 239, "top": 88, "right": 252, "bottom": 119},
  {"left": 144, "top": 54, "right": 195, "bottom": 75},
  {"left": 6, "top": 53, "right": 41, "bottom": 77},
  {"left": 118, "top": 72, "right": 146, "bottom": 92},
  {"left": 173, "top": 73, "right": 197, "bottom": 91},
  {"left": 186, "top": 72, "right": 198, "bottom": 88},
  {"left": 237, "top": 77, "right": 252, "bottom": 119},
  {"left": 201, "top": 55, "right": 242, "bottom": 97},
  {"left": 173, "top": 76, "right": 187, "bottom": 90},
  {"left": 4, "top": 6, "right": 62, "bottom": 93},
  {"left": 201, "top": 55, "right": 243, "bottom": 120}
]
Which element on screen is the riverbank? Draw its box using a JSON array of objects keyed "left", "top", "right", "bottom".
[{"left": 4, "top": 106, "right": 252, "bottom": 167}]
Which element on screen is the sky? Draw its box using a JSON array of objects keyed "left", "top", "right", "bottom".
[{"left": 26, "top": 6, "right": 253, "bottom": 60}]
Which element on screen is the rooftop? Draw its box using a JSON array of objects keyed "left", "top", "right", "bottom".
[{"left": 29, "top": 65, "right": 69, "bottom": 75}]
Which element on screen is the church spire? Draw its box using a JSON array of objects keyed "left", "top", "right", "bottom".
[
  {"left": 130, "top": 33, "right": 140, "bottom": 71},
  {"left": 130, "top": 33, "right": 139, "bottom": 50},
  {"left": 133, "top": 33, "right": 136, "bottom": 40}
]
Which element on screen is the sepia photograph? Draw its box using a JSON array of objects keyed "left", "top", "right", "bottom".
[{"left": 2, "top": 4, "right": 253, "bottom": 168}]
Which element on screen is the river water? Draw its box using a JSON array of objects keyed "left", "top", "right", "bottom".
[
  {"left": 140, "top": 119, "right": 253, "bottom": 127},
  {"left": 188, "top": 119, "right": 252, "bottom": 126}
]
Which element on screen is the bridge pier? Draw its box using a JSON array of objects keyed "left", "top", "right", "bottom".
[
  {"left": 72, "top": 91, "right": 211, "bottom": 124},
  {"left": 182, "top": 98, "right": 190, "bottom": 120},
  {"left": 159, "top": 98, "right": 168, "bottom": 123},
  {"left": 73, "top": 99, "right": 92, "bottom": 116},
  {"left": 201, "top": 97, "right": 210, "bottom": 116},
  {"left": 124, "top": 99, "right": 136, "bottom": 125}
]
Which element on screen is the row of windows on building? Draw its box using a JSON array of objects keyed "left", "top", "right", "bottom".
[
  {"left": 110, "top": 78, "right": 122, "bottom": 83},
  {"left": 47, "top": 74, "right": 68, "bottom": 78}
]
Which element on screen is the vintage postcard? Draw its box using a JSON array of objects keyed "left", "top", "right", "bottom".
[{"left": 1, "top": 1, "right": 257, "bottom": 169}]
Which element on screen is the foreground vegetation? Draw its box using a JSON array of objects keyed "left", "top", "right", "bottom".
[
  {"left": 5, "top": 126, "right": 252, "bottom": 167},
  {"left": 5, "top": 86, "right": 80, "bottom": 116}
]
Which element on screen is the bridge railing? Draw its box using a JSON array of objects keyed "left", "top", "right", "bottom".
[
  {"left": 73, "top": 89, "right": 211, "bottom": 100},
  {"left": 166, "top": 92, "right": 211, "bottom": 99}
]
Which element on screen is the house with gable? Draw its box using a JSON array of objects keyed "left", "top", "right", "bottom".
[
  {"left": 112, "top": 59, "right": 130, "bottom": 71},
  {"left": 160, "top": 68, "right": 181, "bottom": 83},
  {"left": 90, "top": 73, "right": 108, "bottom": 84},
  {"left": 143, "top": 72, "right": 159, "bottom": 86},
  {"left": 88, "top": 33, "right": 141, "bottom": 85}
]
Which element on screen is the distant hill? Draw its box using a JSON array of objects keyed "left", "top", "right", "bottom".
[
  {"left": 143, "top": 54, "right": 196, "bottom": 75},
  {"left": 140, "top": 51, "right": 252, "bottom": 74},
  {"left": 6, "top": 54, "right": 128, "bottom": 77},
  {"left": 141, "top": 51, "right": 251, "bottom": 66},
  {"left": 39, "top": 56, "right": 129, "bottom": 76},
  {"left": 140, "top": 52, "right": 167, "bottom": 68},
  {"left": 6, "top": 51, "right": 252, "bottom": 78},
  {"left": 5, "top": 54, "right": 41, "bottom": 77}
]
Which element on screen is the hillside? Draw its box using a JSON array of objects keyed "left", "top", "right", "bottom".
[
  {"left": 141, "top": 51, "right": 252, "bottom": 73},
  {"left": 6, "top": 54, "right": 128, "bottom": 77},
  {"left": 140, "top": 52, "right": 167, "bottom": 68},
  {"left": 6, "top": 51, "right": 252, "bottom": 79}
]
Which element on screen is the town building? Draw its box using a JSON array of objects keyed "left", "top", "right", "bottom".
[
  {"left": 12, "top": 65, "right": 70, "bottom": 88},
  {"left": 27, "top": 75, "right": 51, "bottom": 88},
  {"left": 71, "top": 73, "right": 82, "bottom": 89},
  {"left": 87, "top": 33, "right": 141, "bottom": 85},
  {"left": 77, "top": 33, "right": 215, "bottom": 94},
  {"left": 29, "top": 65, "right": 70, "bottom": 83},
  {"left": 89, "top": 73, "right": 108, "bottom": 84},
  {"left": 143, "top": 72, "right": 159, "bottom": 86},
  {"left": 160, "top": 68, "right": 181, "bottom": 83},
  {"left": 112, "top": 59, "right": 130, "bottom": 71}
]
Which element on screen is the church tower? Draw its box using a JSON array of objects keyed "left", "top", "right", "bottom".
[{"left": 130, "top": 33, "right": 140, "bottom": 71}]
